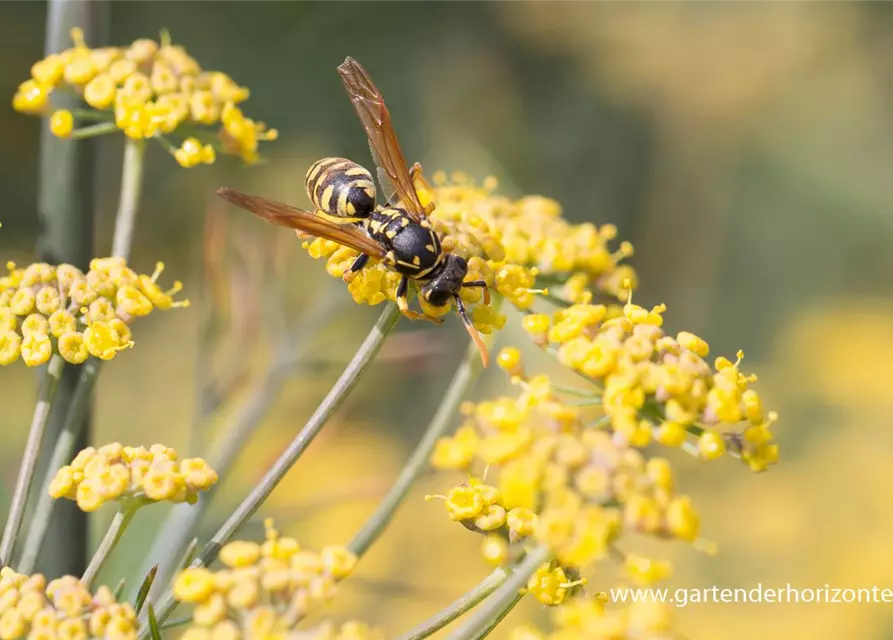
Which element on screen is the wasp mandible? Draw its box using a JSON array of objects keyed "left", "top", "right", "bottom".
[{"left": 217, "top": 57, "right": 491, "bottom": 366}]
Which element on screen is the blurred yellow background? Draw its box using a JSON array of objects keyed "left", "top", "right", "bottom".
[{"left": 2, "top": 2, "right": 893, "bottom": 638}]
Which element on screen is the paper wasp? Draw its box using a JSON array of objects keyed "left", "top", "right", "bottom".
[{"left": 217, "top": 57, "right": 491, "bottom": 366}]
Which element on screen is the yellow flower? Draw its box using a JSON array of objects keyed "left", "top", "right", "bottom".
[
  {"left": 12, "top": 28, "right": 275, "bottom": 166},
  {"left": 526, "top": 564, "right": 580, "bottom": 606},
  {"left": 320, "top": 546, "right": 358, "bottom": 579},
  {"left": 174, "top": 521, "right": 357, "bottom": 634},
  {"left": 49, "top": 443, "right": 216, "bottom": 512},
  {"left": 174, "top": 568, "right": 215, "bottom": 604},
  {"left": 12, "top": 80, "right": 51, "bottom": 114},
  {"left": 0, "top": 569, "right": 135, "bottom": 639},
  {"left": 49, "top": 110, "right": 74, "bottom": 138},
  {"left": 0, "top": 257, "right": 187, "bottom": 366},
  {"left": 219, "top": 541, "right": 260, "bottom": 569}
]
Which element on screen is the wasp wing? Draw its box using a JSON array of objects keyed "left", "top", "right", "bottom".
[
  {"left": 338, "top": 57, "right": 427, "bottom": 222},
  {"left": 216, "top": 188, "right": 386, "bottom": 259},
  {"left": 368, "top": 147, "right": 435, "bottom": 214}
]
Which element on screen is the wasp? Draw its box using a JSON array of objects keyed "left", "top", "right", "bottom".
[{"left": 217, "top": 57, "right": 491, "bottom": 366}]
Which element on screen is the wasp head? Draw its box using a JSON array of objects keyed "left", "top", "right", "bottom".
[{"left": 420, "top": 254, "right": 468, "bottom": 307}]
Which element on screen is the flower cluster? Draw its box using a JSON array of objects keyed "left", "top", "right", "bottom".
[
  {"left": 303, "top": 173, "right": 635, "bottom": 335},
  {"left": 522, "top": 289, "right": 779, "bottom": 471},
  {"left": 49, "top": 443, "right": 218, "bottom": 513},
  {"left": 429, "top": 272, "right": 778, "bottom": 637},
  {"left": 0, "top": 568, "right": 138, "bottom": 640},
  {"left": 430, "top": 375, "right": 699, "bottom": 594},
  {"left": 173, "top": 521, "right": 363, "bottom": 639},
  {"left": 0, "top": 257, "right": 188, "bottom": 367},
  {"left": 12, "top": 28, "right": 276, "bottom": 166},
  {"left": 511, "top": 598, "right": 681, "bottom": 640}
]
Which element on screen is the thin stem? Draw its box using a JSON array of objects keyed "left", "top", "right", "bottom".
[
  {"left": 394, "top": 568, "right": 508, "bottom": 640},
  {"left": 82, "top": 505, "right": 138, "bottom": 588},
  {"left": 570, "top": 397, "right": 603, "bottom": 407},
  {"left": 18, "top": 360, "right": 100, "bottom": 573},
  {"left": 142, "top": 303, "right": 401, "bottom": 635},
  {"left": 540, "top": 291, "right": 573, "bottom": 308},
  {"left": 446, "top": 545, "right": 552, "bottom": 640},
  {"left": 153, "top": 136, "right": 177, "bottom": 155},
  {"left": 111, "top": 138, "right": 145, "bottom": 260},
  {"left": 68, "top": 122, "right": 118, "bottom": 140},
  {"left": 72, "top": 108, "right": 114, "bottom": 122},
  {"left": 349, "top": 324, "right": 494, "bottom": 557},
  {"left": 137, "top": 288, "right": 344, "bottom": 603},
  {"left": 0, "top": 356, "right": 64, "bottom": 566},
  {"left": 551, "top": 383, "right": 597, "bottom": 398},
  {"left": 470, "top": 593, "right": 523, "bottom": 640}
]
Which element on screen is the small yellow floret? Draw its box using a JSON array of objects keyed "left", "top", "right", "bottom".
[{"left": 49, "top": 110, "right": 74, "bottom": 138}]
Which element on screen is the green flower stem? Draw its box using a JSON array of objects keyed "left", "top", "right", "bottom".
[
  {"left": 0, "top": 355, "right": 64, "bottom": 567},
  {"left": 540, "top": 291, "right": 573, "bottom": 308},
  {"left": 446, "top": 545, "right": 552, "bottom": 640},
  {"left": 82, "top": 504, "right": 138, "bottom": 588},
  {"left": 570, "top": 397, "right": 603, "bottom": 407},
  {"left": 18, "top": 360, "right": 100, "bottom": 574},
  {"left": 72, "top": 109, "right": 114, "bottom": 122},
  {"left": 469, "top": 593, "right": 523, "bottom": 640},
  {"left": 141, "top": 303, "right": 401, "bottom": 635},
  {"left": 348, "top": 301, "right": 499, "bottom": 557},
  {"left": 153, "top": 136, "right": 177, "bottom": 156},
  {"left": 111, "top": 138, "right": 145, "bottom": 260},
  {"left": 68, "top": 122, "right": 118, "bottom": 140},
  {"left": 137, "top": 288, "right": 344, "bottom": 603},
  {"left": 551, "top": 383, "right": 596, "bottom": 397},
  {"left": 36, "top": 0, "right": 105, "bottom": 579},
  {"left": 394, "top": 568, "right": 509, "bottom": 640}
]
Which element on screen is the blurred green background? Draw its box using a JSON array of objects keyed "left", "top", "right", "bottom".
[{"left": 2, "top": 2, "right": 893, "bottom": 638}]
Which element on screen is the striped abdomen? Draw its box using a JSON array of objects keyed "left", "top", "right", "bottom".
[{"left": 304, "top": 157, "right": 376, "bottom": 220}]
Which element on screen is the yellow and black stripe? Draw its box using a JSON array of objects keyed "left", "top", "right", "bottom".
[
  {"left": 304, "top": 157, "right": 376, "bottom": 223},
  {"left": 367, "top": 206, "right": 443, "bottom": 277}
]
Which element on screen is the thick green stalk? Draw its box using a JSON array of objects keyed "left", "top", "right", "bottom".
[
  {"left": 18, "top": 360, "right": 100, "bottom": 574},
  {"left": 82, "top": 505, "right": 138, "bottom": 587},
  {"left": 394, "top": 568, "right": 509, "bottom": 640},
  {"left": 138, "top": 289, "right": 343, "bottom": 602},
  {"left": 34, "top": 0, "right": 107, "bottom": 579},
  {"left": 446, "top": 545, "right": 552, "bottom": 640},
  {"left": 349, "top": 331, "right": 491, "bottom": 557},
  {"left": 141, "top": 304, "right": 401, "bottom": 635},
  {"left": 0, "top": 356, "right": 64, "bottom": 566}
]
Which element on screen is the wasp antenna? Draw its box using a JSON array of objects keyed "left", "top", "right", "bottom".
[{"left": 454, "top": 295, "right": 489, "bottom": 368}]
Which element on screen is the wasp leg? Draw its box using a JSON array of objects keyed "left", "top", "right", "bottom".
[
  {"left": 454, "top": 295, "right": 489, "bottom": 368},
  {"left": 409, "top": 162, "right": 436, "bottom": 216},
  {"left": 342, "top": 253, "right": 370, "bottom": 283},
  {"left": 396, "top": 276, "right": 444, "bottom": 324},
  {"left": 461, "top": 279, "right": 490, "bottom": 305}
]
